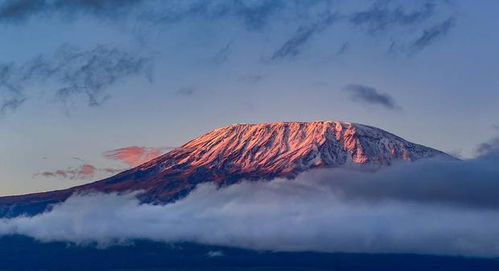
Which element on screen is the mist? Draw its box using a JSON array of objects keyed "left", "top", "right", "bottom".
[{"left": 1, "top": 155, "right": 499, "bottom": 257}]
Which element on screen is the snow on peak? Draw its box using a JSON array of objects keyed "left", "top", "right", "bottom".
[{"left": 150, "top": 120, "right": 448, "bottom": 179}]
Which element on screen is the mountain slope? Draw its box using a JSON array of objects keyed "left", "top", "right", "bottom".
[{"left": 0, "top": 121, "right": 451, "bottom": 217}]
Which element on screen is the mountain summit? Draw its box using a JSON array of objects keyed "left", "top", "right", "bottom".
[
  {"left": 0, "top": 121, "right": 450, "bottom": 217},
  {"left": 173, "top": 121, "right": 444, "bottom": 172}
]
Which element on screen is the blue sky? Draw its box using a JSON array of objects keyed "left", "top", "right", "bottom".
[{"left": 1, "top": 0, "right": 498, "bottom": 195}]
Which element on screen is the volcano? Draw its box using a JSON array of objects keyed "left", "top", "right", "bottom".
[{"left": 0, "top": 121, "right": 450, "bottom": 217}]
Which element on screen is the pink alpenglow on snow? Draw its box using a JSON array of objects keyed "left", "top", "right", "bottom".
[{"left": 0, "top": 121, "right": 450, "bottom": 217}]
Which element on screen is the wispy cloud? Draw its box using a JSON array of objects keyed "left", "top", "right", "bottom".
[
  {"left": 239, "top": 74, "right": 264, "bottom": 84},
  {"left": 175, "top": 87, "right": 196, "bottom": 96},
  {"left": 0, "top": 0, "right": 47, "bottom": 23},
  {"left": 36, "top": 164, "right": 96, "bottom": 180},
  {"left": 212, "top": 41, "right": 233, "bottom": 64},
  {"left": 35, "top": 145, "right": 170, "bottom": 180},
  {"left": 35, "top": 163, "right": 124, "bottom": 181},
  {"left": 411, "top": 17, "right": 455, "bottom": 51},
  {"left": 348, "top": 1, "right": 456, "bottom": 54},
  {"left": 335, "top": 42, "right": 350, "bottom": 56},
  {"left": 0, "top": 96, "right": 25, "bottom": 113},
  {"left": 344, "top": 84, "right": 400, "bottom": 110},
  {"left": 350, "top": 2, "right": 436, "bottom": 34},
  {"left": 0, "top": 0, "right": 286, "bottom": 30},
  {"left": 0, "top": 1, "right": 323, "bottom": 31},
  {"left": 103, "top": 146, "right": 171, "bottom": 167},
  {"left": 35, "top": 145, "right": 172, "bottom": 181},
  {"left": 0, "top": 44, "right": 151, "bottom": 112},
  {"left": 0, "top": 0, "right": 144, "bottom": 23},
  {"left": 141, "top": 0, "right": 287, "bottom": 31},
  {"left": 0, "top": 1, "right": 456, "bottom": 60},
  {"left": 233, "top": 0, "right": 285, "bottom": 31},
  {"left": 271, "top": 14, "right": 336, "bottom": 60}
]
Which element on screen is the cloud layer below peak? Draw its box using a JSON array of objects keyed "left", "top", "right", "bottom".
[{"left": 4, "top": 155, "right": 499, "bottom": 257}]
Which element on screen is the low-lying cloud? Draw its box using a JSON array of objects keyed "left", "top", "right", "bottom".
[
  {"left": 476, "top": 136, "right": 499, "bottom": 158},
  {"left": 4, "top": 154, "right": 499, "bottom": 257}
]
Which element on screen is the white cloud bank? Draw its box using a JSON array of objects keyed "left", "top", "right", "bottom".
[{"left": 2, "top": 156, "right": 499, "bottom": 257}]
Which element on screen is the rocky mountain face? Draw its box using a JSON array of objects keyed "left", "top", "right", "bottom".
[{"left": 0, "top": 121, "right": 450, "bottom": 217}]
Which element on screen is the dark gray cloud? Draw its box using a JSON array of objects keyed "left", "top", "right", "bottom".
[
  {"left": 0, "top": 0, "right": 143, "bottom": 23},
  {"left": 175, "top": 87, "right": 196, "bottom": 96},
  {"left": 233, "top": 0, "right": 284, "bottom": 30},
  {"left": 239, "top": 74, "right": 264, "bottom": 84},
  {"left": 0, "top": 1, "right": 456, "bottom": 58},
  {"left": 271, "top": 14, "right": 336, "bottom": 60},
  {"left": 0, "top": 63, "right": 27, "bottom": 113},
  {"left": 0, "top": 0, "right": 288, "bottom": 30},
  {"left": 303, "top": 157, "right": 499, "bottom": 211},
  {"left": 34, "top": 164, "right": 123, "bottom": 180},
  {"left": 344, "top": 84, "right": 400, "bottom": 110},
  {"left": 350, "top": 2, "right": 436, "bottom": 34},
  {"left": 0, "top": 44, "right": 151, "bottom": 112},
  {"left": 411, "top": 17, "right": 455, "bottom": 51},
  {"left": 335, "top": 42, "right": 350, "bottom": 56},
  {"left": 0, "top": 0, "right": 45, "bottom": 23},
  {"left": 0, "top": 96, "right": 25, "bottom": 113},
  {"left": 140, "top": 0, "right": 287, "bottom": 31},
  {"left": 476, "top": 136, "right": 499, "bottom": 158},
  {"left": 212, "top": 41, "right": 233, "bottom": 64},
  {"left": 0, "top": 1, "right": 456, "bottom": 40},
  {"left": 5, "top": 155, "right": 499, "bottom": 257},
  {"left": 150, "top": 1, "right": 455, "bottom": 57}
]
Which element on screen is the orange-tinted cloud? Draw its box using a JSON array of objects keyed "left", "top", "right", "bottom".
[
  {"left": 36, "top": 146, "right": 170, "bottom": 181},
  {"left": 103, "top": 146, "right": 169, "bottom": 167}
]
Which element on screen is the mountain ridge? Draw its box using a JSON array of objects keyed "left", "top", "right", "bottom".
[{"left": 0, "top": 120, "right": 451, "bottom": 217}]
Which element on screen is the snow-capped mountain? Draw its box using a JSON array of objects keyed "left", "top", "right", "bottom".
[{"left": 0, "top": 121, "right": 451, "bottom": 217}]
